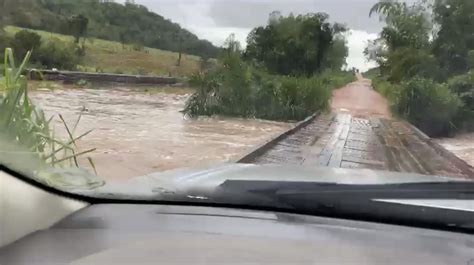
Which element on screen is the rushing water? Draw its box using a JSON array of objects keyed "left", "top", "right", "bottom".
[
  {"left": 435, "top": 133, "right": 474, "bottom": 168},
  {"left": 31, "top": 84, "right": 292, "bottom": 182}
]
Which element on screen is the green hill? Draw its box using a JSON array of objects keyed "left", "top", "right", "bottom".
[
  {"left": 4, "top": 26, "right": 202, "bottom": 77},
  {"left": 1, "top": 0, "right": 220, "bottom": 59}
]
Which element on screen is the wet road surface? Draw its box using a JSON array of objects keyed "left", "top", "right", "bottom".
[
  {"left": 241, "top": 76, "right": 474, "bottom": 179},
  {"left": 31, "top": 84, "right": 292, "bottom": 182},
  {"left": 331, "top": 76, "right": 392, "bottom": 119}
]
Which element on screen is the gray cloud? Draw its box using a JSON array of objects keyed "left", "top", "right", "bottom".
[
  {"left": 208, "top": 0, "right": 385, "bottom": 33},
  {"left": 128, "top": 0, "right": 391, "bottom": 33},
  {"left": 121, "top": 0, "right": 391, "bottom": 70}
]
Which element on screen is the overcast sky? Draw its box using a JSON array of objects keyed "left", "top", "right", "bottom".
[{"left": 122, "top": 0, "right": 385, "bottom": 71}]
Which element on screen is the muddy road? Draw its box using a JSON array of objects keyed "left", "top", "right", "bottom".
[
  {"left": 332, "top": 75, "right": 391, "bottom": 119},
  {"left": 241, "top": 76, "right": 474, "bottom": 179},
  {"left": 31, "top": 84, "right": 292, "bottom": 182}
]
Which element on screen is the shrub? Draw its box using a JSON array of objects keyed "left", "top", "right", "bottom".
[
  {"left": 364, "top": 67, "right": 381, "bottom": 79},
  {"left": 36, "top": 38, "right": 80, "bottom": 70},
  {"left": 385, "top": 48, "right": 444, "bottom": 83},
  {"left": 447, "top": 72, "right": 474, "bottom": 131},
  {"left": 12, "top": 30, "right": 42, "bottom": 60},
  {"left": 0, "top": 48, "right": 103, "bottom": 189},
  {"left": 135, "top": 68, "right": 148, "bottom": 76},
  {"left": 132, "top": 43, "right": 145, "bottom": 52},
  {"left": 396, "top": 78, "right": 462, "bottom": 136},
  {"left": 184, "top": 53, "right": 352, "bottom": 121},
  {"left": 468, "top": 50, "right": 474, "bottom": 69},
  {"left": 372, "top": 77, "right": 401, "bottom": 104},
  {"left": 318, "top": 71, "right": 355, "bottom": 89}
]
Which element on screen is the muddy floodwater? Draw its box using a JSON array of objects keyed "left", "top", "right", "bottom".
[
  {"left": 31, "top": 84, "right": 292, "bottom": 182},
  {"left": 435, "top": 133, "right": 474, "bottom": 167}
]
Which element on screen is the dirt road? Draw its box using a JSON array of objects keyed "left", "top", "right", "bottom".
[
  {"left": 331, "top": 74, "right": 392, "bottom": 118},
  {"left": 241, "top": 76, "right": 474, "bottom": 179}
]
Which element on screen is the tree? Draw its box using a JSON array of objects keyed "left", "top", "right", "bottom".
[
  {"left": 245, "top": 12, "right": 347, "bottom": 76},
  {"left": 367, "top": 0, "right": 433, "bottom": 81},
  {"left": 174, "top": 31, "right": 184, "bottom": 66},
  {"left": 12, "top": 30, "right": 42, "bottom": 60},
  {"left": 0, "top": 0, "right": 14, "bottom": 30},
  {"left": 224, "top": 33, "right": 241, "bottom": 54},
  {"left": 324, "top": 35, "right": 349, "bottom": 70},
  {"left": 119, "top": 31, "right": 128, "bottom": 49},
  {"left": 433, "top": 0, "right": 474, "bottom": 75},
  {"left": 369, "top": 0, "right": 431, "bottom": 51},
  {"left": 68, "top": 14, "right": 89, "bottom": 44},
  {"left": 8, "top": 0, "right": 220, "bottom": 58}
]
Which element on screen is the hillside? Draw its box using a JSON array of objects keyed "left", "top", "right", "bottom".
[
  {"left": 1, "top": 0, "right": 220, "bottom": 59},
  {"left": 5, "top": 26, "right": 202, "bottom": 76}
]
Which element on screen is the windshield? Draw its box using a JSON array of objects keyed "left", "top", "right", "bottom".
[{"left": 0, "top": 0, "right": 473, "bottom": 222}]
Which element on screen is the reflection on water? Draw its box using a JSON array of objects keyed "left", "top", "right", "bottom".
[
  {"left": 435, "top": 133, "right": 474, "bottom": 167},
  {"left": 31, "top": 84, "right": 292, "bottom": 182}
]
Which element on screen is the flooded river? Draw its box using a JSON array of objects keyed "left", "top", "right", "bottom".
[
  {"left": 31, "top": 84, "right": 292, "bottom": 182},
  {"left": 435, "top": 133, "right": 474, "bottom": 167},
  {"left": 28, "top": 82, "right": 473, "bottom": 183}
]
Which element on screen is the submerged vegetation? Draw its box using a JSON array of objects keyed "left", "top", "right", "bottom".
[
  {"left": 0, "top": 48, "right": 101, "bottom": 188},
  {"left": 184, "top": 56, "right": 353, "bottom": 121},
  {"left": 184, "top": 13, "right": 354, "bottom": 121},
  {"left": 367, "top": 0, "right": 474, "bottom": 137}
]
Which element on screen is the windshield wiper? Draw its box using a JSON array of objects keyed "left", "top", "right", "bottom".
[
  {"left": 207, "top": 180, "right": 474, "bottom": 233},
  {"left": 217, "top": 180, "right": 474, "bottom": 200}
]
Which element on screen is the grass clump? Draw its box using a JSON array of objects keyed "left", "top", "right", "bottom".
[{"left": 0, "top": 48, "right": 102, "bottom": 189}]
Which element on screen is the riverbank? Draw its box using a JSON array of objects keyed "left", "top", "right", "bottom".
[{"left": 30, "top": 70, "right": 179, "bottom": 85}]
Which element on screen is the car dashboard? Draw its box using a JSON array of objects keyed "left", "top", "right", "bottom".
[{"left": 1, "top": 170, "right": 474, "bottom": 265}]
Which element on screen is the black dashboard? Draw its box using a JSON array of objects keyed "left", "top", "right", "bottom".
[
  {"left": 1, "top": 167, "right": 474, "bottom": 265},
  {"left": 2, "top": 203, "right": 474, "bottom": 265}
]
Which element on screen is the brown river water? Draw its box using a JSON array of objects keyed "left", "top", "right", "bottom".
[
  {"left": 31, "top": 84, "right": 292, "bottom": 182},
  {"left": 29, "top": 82, "right": 473, "bottom": 182},
  {"left": 435, "top": 134, "right": 474, "bottom": 168}
]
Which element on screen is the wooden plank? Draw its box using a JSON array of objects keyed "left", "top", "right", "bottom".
[
  {"left": 317, "top": 114, "right": 352, "bottom": 167},
  {"left": 328, "top": 117, "right": 351, "bottom": 167},
  {"left": 236, "top": 114, "right": 319, "bottom": 163}
]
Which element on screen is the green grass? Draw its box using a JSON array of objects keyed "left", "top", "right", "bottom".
[
  {"left": 363, "top": 67, "right": 380, "bottom": 79},
  {"left": 0, "top": 48, "right": 104, "bottom": 189},
  {"left": 5, "top": 26, "right": 202, "bottom": 77}
]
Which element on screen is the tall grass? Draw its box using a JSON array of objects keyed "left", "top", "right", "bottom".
[
  {"left": 372, "top": 76, "right": 463, "bottom": 136},
  {"left": 0, "top": 48, "right": 102, "bottom": 188},
  {"left": 183, "top": 54, "right": 354, "bottom": 121}
]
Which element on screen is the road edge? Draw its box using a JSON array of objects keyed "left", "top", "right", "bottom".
[
  {"left": 407, "top": 123, "right": 474, "bottom": 178},
  {"left": 236, "top": 113, "right": 320, "bottom": 163}
]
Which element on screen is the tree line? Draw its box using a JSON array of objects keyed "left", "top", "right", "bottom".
[
  {"left": 367, "top": 0, "right": 474, "bottom": 136},
  {"left": 0, "top": 0, "right": 220, "bottom": 59},
  {"left": 184, "top": 12, "right": 353, "bottom": 121},
  {"left": 244, "top": 11, "right": 348, "bottom": 76}
]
